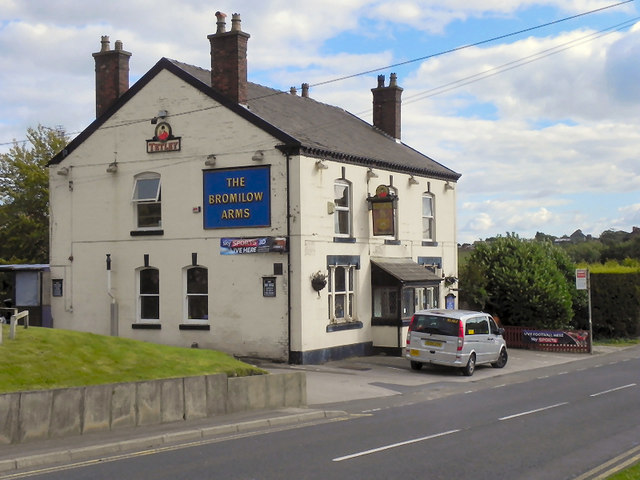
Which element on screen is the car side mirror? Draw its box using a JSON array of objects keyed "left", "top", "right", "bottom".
[{"left": 497, "top": 327, "right": 505, "bottom": 336}]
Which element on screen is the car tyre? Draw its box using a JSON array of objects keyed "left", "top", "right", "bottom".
[
  {"left": 461, "top": 353, "right": 475, "bottom": 376},
  {"left": 492, "top": 348, "right": 508, "bottom": 368},
  {"left": 410, "top": 361, "right": 423, "bottom": 371}
]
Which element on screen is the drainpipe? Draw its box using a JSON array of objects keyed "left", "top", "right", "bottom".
[
  {"left": 106, "top": 254, "right": 118, "bottom": 336},
  {"left": 285, "top": 151, "right": 293, "bottom": 363}
]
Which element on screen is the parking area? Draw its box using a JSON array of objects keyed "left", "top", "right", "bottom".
[{"left": 260, "top": 347, "right": 614, "bottom": 406}]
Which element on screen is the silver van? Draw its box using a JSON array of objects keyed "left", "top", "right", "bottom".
[{"left": 405, "top": 309, "right": 508, "bottom": 376}]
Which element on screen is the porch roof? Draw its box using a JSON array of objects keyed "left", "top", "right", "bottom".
[{"left": 370, "top": 257, "right": 441, "bottom": 283}]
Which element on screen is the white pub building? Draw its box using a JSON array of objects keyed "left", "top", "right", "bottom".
[{"left": 48, "top": 12, "right": 461, "bottom": 363}]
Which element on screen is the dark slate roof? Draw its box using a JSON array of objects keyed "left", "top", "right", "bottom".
[
  {"left": 371, "top": 257, "right": 442, "bottom": 283},
  {"left": 50, "top": 57, "right": 461, "bottom": 181},
  {"left": 170, "top": 60, "right": 460, "bottom": 181}
]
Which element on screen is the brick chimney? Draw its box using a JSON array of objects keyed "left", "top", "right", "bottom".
[
  {"left": 371, "top": 73, "right": 403, "bottom": 140},
  {"left": 208, "top": 12, "right": 250, "bottom": 105},
  {"left": 92, "top": 36, "right": 131, "bottom": 118}
]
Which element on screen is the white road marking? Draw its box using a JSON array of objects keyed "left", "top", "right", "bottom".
[
  {"left": 332, "top": 429, "right": 460, "bottom": 462},
  {"left": 499, "top": 402, "right": 568, "bottom": 421},
  {"left": 590, "top": 383, "right": 636, "bottom": 397}
]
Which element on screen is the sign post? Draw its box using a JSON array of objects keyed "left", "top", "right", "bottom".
[{"left": 576, "top": 269, "right": 593, "bottom": 354}]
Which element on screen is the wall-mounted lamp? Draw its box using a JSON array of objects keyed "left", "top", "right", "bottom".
[
  {"left": 445, "top": 181, "right": 455, "bottom": 190},
  {"left": 150, "top": 110, "right": 168, "bottom": 124},
  {"left": 57, "top": 166, "right": 70, "bottom": 176},
  {"left": 315, "top": 160, "right": 328, "bottom": 170},
  {"left": 366, "top": 168, "right": 378, "bottom": 180},
  {"left": 204, "top": 154, "right": 217, "bottom": 167},
  {"left": 106, "top": 161, "right": 118, "bottom": 173},
  {"left": 408, "top": 175, "right": 419, "bottom": 185},
  {"left": 252, "top": 150, "right": 264, "bottom": 161}
]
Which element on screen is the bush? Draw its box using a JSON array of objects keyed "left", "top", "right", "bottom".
[
  {"left": 459, "top": 235, "right": 575, "bottom": 329},
  {"left": 591, "top": 272, "right": 640, "bottom": 338}
]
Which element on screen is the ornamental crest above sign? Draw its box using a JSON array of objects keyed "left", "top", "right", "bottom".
[{"left": 146, "top": 121, "right": 181, "bottom": 153}]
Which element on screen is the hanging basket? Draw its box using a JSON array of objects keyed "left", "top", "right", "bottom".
[{"left": 311, "top": 271, "right": 327, "bottom": 292}]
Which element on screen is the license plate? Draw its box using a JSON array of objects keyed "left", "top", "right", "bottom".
[
  {"left": 410, "top": 349, "right": 420, "bottom": 357},
  {"left": 424, "top": 340, "right": 442, "bottom": 347}
]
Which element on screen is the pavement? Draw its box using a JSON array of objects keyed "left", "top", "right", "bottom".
[{"left": 0, "top": 345, "right": 636, "bottom": 475}]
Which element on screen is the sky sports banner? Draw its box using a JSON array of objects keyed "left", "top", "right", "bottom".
[
  {"left": 523, "top": 329, "right": 589, "bottom": 346},
  {"left": 220, "top": 237, "right": 287, "bottom": 255}
]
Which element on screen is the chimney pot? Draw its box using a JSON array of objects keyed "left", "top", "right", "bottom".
[
  {"left": 290, "top": 86, "right": 297, "bottom": 95},
  {"left": 100, "top": 35, "right": 110, "bottom": 52},
  {"left": 377, "top": 74, "right": 385, "bottom": 88},
  {"left": 114, "top": 40, "right": 123, "bottom": 51},
  {"left": 215, "top": 11, "right": 227, "bottom": 33},
  {"left": 301, "top": 83, "right": 309, "bottom": 98},
  {"left": 389, "top": 72, "right": 397, "bottom": 87},
  {"left": 231, "top": 13, "right": 242, "bottom": 32}
]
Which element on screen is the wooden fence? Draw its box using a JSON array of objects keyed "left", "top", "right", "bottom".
[{"left": 503, "top": 325, "right": 590, "bottom": 353}]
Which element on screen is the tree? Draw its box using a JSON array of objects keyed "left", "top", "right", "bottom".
[
  {"left": 0, "top": 125, "right": 67, "bottom": 264},
  {"left": 459, "top": 234, "right": 575, "bottom": 329}
]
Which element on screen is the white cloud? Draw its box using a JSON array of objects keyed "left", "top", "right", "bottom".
[{"left": 1, "top": 0, "right": 638, "bottom": 244}]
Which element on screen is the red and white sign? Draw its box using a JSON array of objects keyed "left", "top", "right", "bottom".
[{"left": 575, "top": 269, "right": 588, "bottom": 290}]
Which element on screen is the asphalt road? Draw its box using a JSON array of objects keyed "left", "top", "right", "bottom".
[{"left": 10, "top": 349, "right": 638, "bottom": 480}]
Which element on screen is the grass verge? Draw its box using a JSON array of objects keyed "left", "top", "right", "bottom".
[
  {"left": 0, "top": 325, "right": 266, "bottom": 394},
  {"left": 607, "top": 462, "right": 640, "bottom": 479}
]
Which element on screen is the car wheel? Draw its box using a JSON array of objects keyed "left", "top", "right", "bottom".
[
  {"left": 410, "top": 361, "right": 423, "bottom": 370},
  {"left": 492, "top": 348, "right": 508, "bottom": 368},
  {"left": 461, "top": 353, "right": 475, "bottom": 376}
]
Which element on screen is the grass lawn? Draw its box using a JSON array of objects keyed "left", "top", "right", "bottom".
[
  {"left": 607, "top": 462, "right": 640, "bottom": 479},
  {"left": 0, "top": 325, "right": 266, "bottom": 394}
]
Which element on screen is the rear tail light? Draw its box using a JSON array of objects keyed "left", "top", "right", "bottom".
[
  {"left": 406, "top": 315, "right": 416, "bottom": 345},
  {"left": 457, "top": 320, "right": 464, "bottom": 351}
]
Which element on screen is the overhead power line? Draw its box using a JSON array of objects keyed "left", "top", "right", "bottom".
[
  {"left": 310, "top": 0, "right": 635, "bottom": 88},
  {"left": 402, "top": 16, "right": 640, "bottom": 106}
]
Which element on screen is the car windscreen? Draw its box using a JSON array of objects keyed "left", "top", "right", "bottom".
[{"left": 412, "top": 315, "right": 459, "bottom": 336}]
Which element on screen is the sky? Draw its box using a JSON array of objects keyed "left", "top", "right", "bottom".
[{"left": 1, "top": 0, "right": 639, "bottom": 244}]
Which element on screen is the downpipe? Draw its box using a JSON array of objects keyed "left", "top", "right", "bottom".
[{"left": 106, "top": 254, "right": 118, "bottom": 336}]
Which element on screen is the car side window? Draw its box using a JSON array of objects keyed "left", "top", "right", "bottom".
[
  {"left": 466, "top": 317, "right": 488, "bottom": 335},
  {"left": 489, "top": 317, "right": 500, "bottom": 335}
]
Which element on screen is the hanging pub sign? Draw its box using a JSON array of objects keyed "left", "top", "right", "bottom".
[
  {"left": 220, "top": 236, "right": 287, "bottom": 255},
  {"left": 204, "top": 166, "right": 271, "bottom": 229},
  {"left": 146, "top": 121, "right": 181, "bottom": 153},
  {"left": 367, "top": 184, "right": 397, "bottom": 236}
]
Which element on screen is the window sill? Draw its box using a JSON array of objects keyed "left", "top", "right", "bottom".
[
  {"left": 326, "top": 320, "right": 363, "bottom": 332},
  {"left": 333, "top": 237, "right": 356, "bottom": 243},
  {"left": 421, "top": 241, "right": 438, "bottom": 247},
  {"left": 132, "top": 323, "right": 161, "bottom": 329},
  {"left": 179, "top": 324, "right": 211, "bottom": 331},
  {"left": 131, "top": 229, "right": 164, "bottom": 237}
]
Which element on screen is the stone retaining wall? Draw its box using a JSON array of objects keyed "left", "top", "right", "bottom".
[{"left": 0, "top": 372, "right": 306, "bottom": 444}]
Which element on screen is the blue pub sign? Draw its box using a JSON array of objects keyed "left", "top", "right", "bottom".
[{"left": 203, "top": 166, "right": 271, "bottom": 229}]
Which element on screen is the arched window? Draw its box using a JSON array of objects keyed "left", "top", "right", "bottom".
[
  {"left": 132, "top": 173, "right": 161, "bottom": 229},
  {"left": 185, "top": 266, "right": 208, "bottom": 322},
  {"left": 138, "top": 267, "right": 159, "bottom": 322}
]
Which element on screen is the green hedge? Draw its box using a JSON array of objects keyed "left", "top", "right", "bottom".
[{"left": 591, "top": 273, "right": 640, "bottom": 338}]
